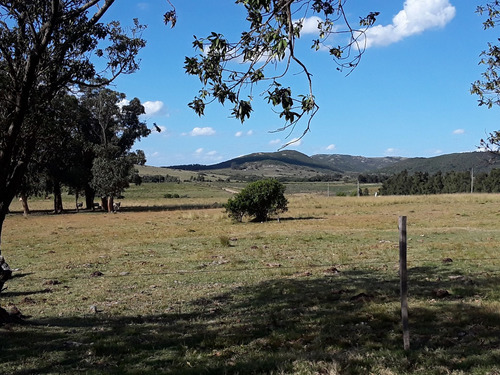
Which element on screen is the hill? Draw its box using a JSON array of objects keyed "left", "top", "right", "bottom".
[
  {"left": 155, "top": 151, "right": 500, "bottom": 181},
  {"left": 379, "top": 152, "right": 500, "bottom": 174},
  {"left": 311, "top": 154, "right": 407, "bottom": 173}
]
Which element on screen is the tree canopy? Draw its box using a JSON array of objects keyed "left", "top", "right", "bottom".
[
  {"left": 472, "top": 1, "right": 500, "bottom": 152},
  {"left": 168, "top": 0, "right": 378, "bottom": 147},
  {"left": 225, "top": 179, "right": 288, "bottom": 222}
]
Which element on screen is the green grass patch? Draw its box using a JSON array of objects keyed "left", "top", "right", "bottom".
[{"left": 1, "top": 190, "right": 500, "bottom": 374}]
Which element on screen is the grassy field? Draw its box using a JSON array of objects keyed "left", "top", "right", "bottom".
[{"left": 1, "top": 184, "right": 500, "bottom": 374}]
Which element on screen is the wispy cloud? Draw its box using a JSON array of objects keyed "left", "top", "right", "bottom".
[
  {"left": 326, "top": 144, "right": 336, "bottom": 151},
  {"left": 189, "top": 127, "right": 216, "bottom": 136},
  {"left": 288, "top": 138, "right": 303, "bottom": 147},
  {"left": 235, "top": 130, "right": 254, "bottom": 137},
  {"left": 194, "top": 148, "right": 223, "bottom": 163},
  {"left": 385, "top": 147, "right": 399, "bottom": 155},
  {"left": 269, "top": 139, "right": 281, "bottom": 145},
  {"left": 453, "top": 128, "right": 465, "bottom": 135},
  {"left": 364, "top": 0, "right": 456, "bottom": 48}
]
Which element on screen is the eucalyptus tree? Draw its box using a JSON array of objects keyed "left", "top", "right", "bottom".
[
  {"left": 80, "top": 88, "right": 150, "bottom": 212},
  {"left": 472, "top": 1, "right": 500, "bottom": 151},
  {"left": 0, "top": 0, "right": 146, "bottom": 255}
]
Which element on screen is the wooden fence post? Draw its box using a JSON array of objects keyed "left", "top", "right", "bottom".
[{"left": 399, "top": 216, "right": 410, "bottom": 351}]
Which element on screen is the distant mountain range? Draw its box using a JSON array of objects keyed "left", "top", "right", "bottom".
[{"left": 166, "top": 151, "right": 500, "bottom": 178}]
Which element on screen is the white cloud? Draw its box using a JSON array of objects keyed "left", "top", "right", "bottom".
[
  {"left": 453, "top": 128, "right": 465, "bottom": 135},
  {"left": 246, "top": 130, "right": 254, "bottom": 136},
  {"left": 326, "top": 144, "right": 336, "bottom": 151},
  {"left": 295, "top": 16, "right": 323, "bottom": 35},
  {"left": 364, "top": 0, "right": 456, "bottom": 48},
  {"left": 143, "top": 100, "right": 165, "bottom": 117},
  {"left": 235, "top": 131, "right": 243, "bottom": 137},
  {"left": 207, "top": 151, "right": 217, "bottom": 156},
  {"left": 118, "top": 98, "right": 129, "bottom": 108},
  {"left": 195, "top": 148, "right": 204, "bottom": 154},
  {"left": 189, "top": 127, "right": 216, "bottom": 136}
]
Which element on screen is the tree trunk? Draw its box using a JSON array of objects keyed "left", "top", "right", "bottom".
[
  {"left": 107, "top": 196, "right": 114, "bottom": 213},
  {"left": 101, "top": 196, "right": 108, "bottom": 212},
  {"left": 20, "top": 193, "right": 30, "bottom": 216},
  {"left": 85, "top": 185, "right": 95, "bottom": 210},
  {"left": 0, "top": 203, "right": 12, "bottom": 294},
  {"left": 53, "top": 181, "right": 63, "bottom": 214}
]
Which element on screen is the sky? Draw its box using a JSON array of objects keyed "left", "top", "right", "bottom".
[{"left": 103, "top": 0, "right": 499, "bottom": 167}]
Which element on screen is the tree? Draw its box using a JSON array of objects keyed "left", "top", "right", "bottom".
[
  {"left": 80, "top": 89, "right": 150, "bottom": 211},
  {"left": 130, "top": 150, "right": 147, "bottom": 166},
  {"left": 177, "top": 1, "right": 378, "bottom": 147},
  {"left": 0, "top": 0, "right": 145, "bottom": 296},
  {"left": 472, "top": 1, "right": 500, "bottom": 152},
  {"left": 225, "top": 179, "right": 288, "bottom": 222}
]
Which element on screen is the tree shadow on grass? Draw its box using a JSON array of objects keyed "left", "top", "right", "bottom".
[
  {"left": 1, "top": 288, "right": 52, "bottom": 298},
  {"left": 1, "top": 267, "right": 500, "bottom": 374}
]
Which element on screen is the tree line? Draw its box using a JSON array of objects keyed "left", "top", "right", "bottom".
[{"left": 379, "top": 169, "right": 500, "bottom": 195}]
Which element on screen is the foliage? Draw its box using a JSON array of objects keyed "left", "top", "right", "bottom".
[
  {"left": 225, "top": 179, "right": 288, "bottom": 222},
  {"left": 379, "top": 168, "right": 500, "bottom": 195},
  {"left": 0, "top": 0, "right": 146, "bottom": 248},
  {"left": 142, "top": 174, "right": 181, "bottom": 183},
  {"left": 181, "top": 1, "right": 378, "bottom": 145},
  {"left": 472, "top": 1, "right": 500, "bottom": 151},
  {"left": 80, "top": 88, "right": 150, "bottom": 203},
  {"left": 90, "top": 157, "right": 134, "bottom": 197}
]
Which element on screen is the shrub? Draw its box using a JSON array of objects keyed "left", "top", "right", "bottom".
[{"left": 225, "top": 179, "right": 288, "bottom": 222}]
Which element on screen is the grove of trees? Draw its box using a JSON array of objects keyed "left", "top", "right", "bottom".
[
  {"left": 379, "top": 169, "right": 500, "bottom": 195},
  {"left": 0, "top": 0, "right": 147, "bottom": 255},
  {"left": 19, "top": 89, "right": 150, "bottom": 214}
]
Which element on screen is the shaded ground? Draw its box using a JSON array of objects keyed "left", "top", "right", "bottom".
[{"left": 1, "top": 267, "right": 500, "bottom": 374}]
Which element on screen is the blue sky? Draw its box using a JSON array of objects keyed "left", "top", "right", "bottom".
[{"left": 104, "top": 1, "right": 499, "bottom": 167}]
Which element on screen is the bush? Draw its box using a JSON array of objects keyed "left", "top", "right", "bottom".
[{"left": 225, "top": 179, "right": 288, "bottom": 222}]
